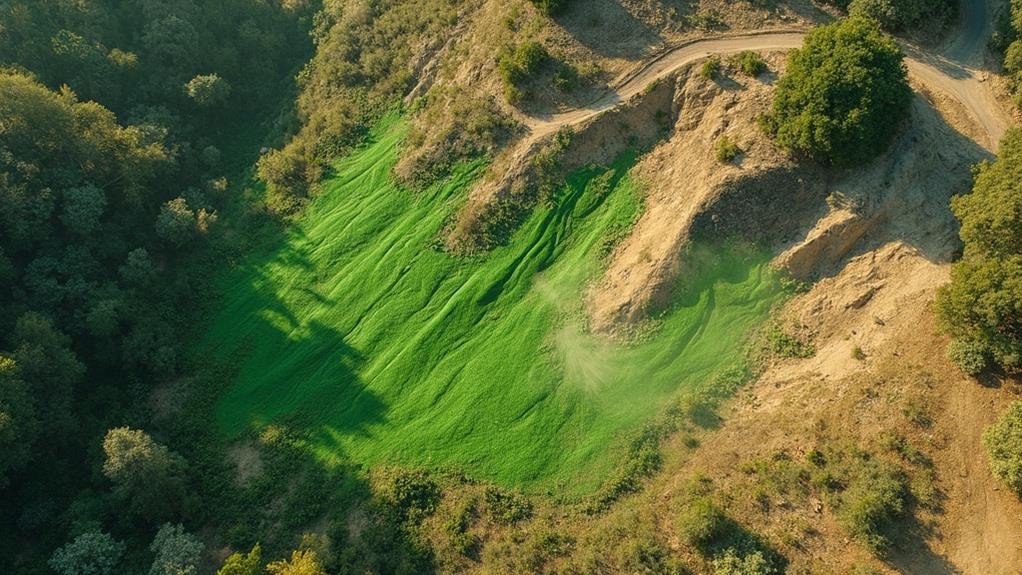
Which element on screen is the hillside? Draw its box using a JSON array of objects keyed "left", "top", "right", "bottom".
[{"left": 3, "top": 1, "right": 1022, "bottom": 574}]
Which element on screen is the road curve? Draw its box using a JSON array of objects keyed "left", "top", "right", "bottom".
[{"left": 523, "top": 0, "right": 1010, "bottom": 151}]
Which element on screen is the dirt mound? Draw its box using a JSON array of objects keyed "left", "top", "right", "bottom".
[{"left": 586, "top": 54, "right": 822, "bottom": 333}]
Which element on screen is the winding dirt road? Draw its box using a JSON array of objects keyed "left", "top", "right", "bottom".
[{"left": 523, "top": 0, "right": 1010, "bottom": 151}]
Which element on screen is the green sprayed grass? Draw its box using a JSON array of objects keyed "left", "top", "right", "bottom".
[{"left": 203, "top": 116, "right": 785, "bottom": 496}]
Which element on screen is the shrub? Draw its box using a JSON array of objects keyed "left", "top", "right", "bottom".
[
  {"left": 715, "top": 136, "right": 741, "bottom": 163},
  {"left": 831, "top": 457, "right": 907, "bottom": 553},
  {"left": 484, "top": 486, "right": 533, "bottom": 524},
  {"left": 701, "top": 57, "right": 722, "bottom": 80},
  {"left": 383, "top": 469, "right": 441, "bottom": 521},
  {"left": 676, "top": 497, "right": 729, "bottom": 554},
  {"left": 733, "top": 51, "right": 767, "bottom": 76},
  {"left": 767, "top": 17, "right": 911, "bottom": 167},
  {"left": 498, "top": 41, "right": 550, "bottom": 104},
  {"left": 713, "top": 548, "right": 775, "bottom": 575},
  {"left": 529, "top": 0, "right": 570, "bottom": 16},
  {"left": 946, "top": 338, "right": 989, "bottom": 375},
  {"left": 983, "top": 401, "right": 1022, "bottom": 495}
]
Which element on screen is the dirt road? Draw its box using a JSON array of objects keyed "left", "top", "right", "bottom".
[{"left": 523, "top": 0, "right": 1009, "bottom": 151}]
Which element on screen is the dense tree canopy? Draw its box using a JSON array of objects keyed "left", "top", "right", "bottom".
[
  {"left": 767, "top": 17, "right": 911, "bottom": 167},
  {"left": 48, "top": 532, "right": 125, "bottom": 575},
  {"left": 937, "top": 129, "right": 1022, "bottom": 373}
]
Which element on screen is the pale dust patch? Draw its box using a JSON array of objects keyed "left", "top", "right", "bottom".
[{"left": 227, "top": 441, "right": 264, "bottom": 487}]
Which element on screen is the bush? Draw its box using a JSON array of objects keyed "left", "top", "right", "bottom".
[
  {"left": 484, "top": 486, "right": 533, "bottom": 524},
  {"left": 383, "top": 469, "right": 441, "bottom": 521},
  {"left": 824, "top": 455, "right": 907, "bottom": 553},
  {"left": 767, "top": 17, "right": 911, "bottom": 167},
  {"left": 529, "top": 0, "right": 571, "bottom": 16},
  {"left": 947, "top": 338, "right": 989, "bottom": 375},
  {"left": 715, "top": 136, "right": 741, "bottom": 163},
  {"left": 983, "top": 401, "right": 1022, "bottom": 495},
  {"left": 498, "top": 41, "right": 550, "bottom": 104},
  {"left": 675, "top": 498, "right": 729, "bottom": 554},
  {"left": 733, "top": 51, "right": 767, "bottom": 76},
  {"left": 701, "top": 57, "right": 722, "bottom": 80},
  {"left": 713, "top": 549, "right": 775, "bottom": 575}
]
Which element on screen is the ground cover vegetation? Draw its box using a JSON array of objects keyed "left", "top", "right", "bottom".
[{"left": 763, "top": 17, "right": 912, "bottom": 167}]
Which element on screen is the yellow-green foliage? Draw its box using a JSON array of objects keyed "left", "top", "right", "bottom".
[{"left": 984, "top": 401, "right": 1022, "bottom": 495}]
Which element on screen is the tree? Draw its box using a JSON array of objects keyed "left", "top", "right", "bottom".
[
  {"left": 149, "top": 523, "right": 203, "bottom": 575},
  {"left": 216, "top": 544, "right": 262, "bottom": 575},
  {"left": 102, "top": 427, "right": 187, "bottom": 519},
  {"left": 48, "top": 531, "right": 126, "bottom": 575},
  {"left": 266, "top": 550, "right": 326, "bottom": 575},
  {"left": 60, "top": 185, "right": 107, "bottom": 236},
  {"left": 185, "top": 74, "right": 232, "bottom": 108},
  {"left": 156, "top": 197, "right": 198, "bottom": 247},
  {"left": 937, "top": 129, "right": 1022, "bottom": 373},
  {"left": 0, "top": 356, "right": 37, "bottom": 486},
  {"left": 983, "top": 401, "right": 1022, "bottom": 495},
  {"left": 766, "top": 17, "right": 911, "bottom": 167}
]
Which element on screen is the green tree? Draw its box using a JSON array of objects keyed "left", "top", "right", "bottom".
[
  {"left": 983, "top": 401, "right": 1022, "bottom": 495},
  {"left": 60, "top": 185, "right": 107, "bottom": 236},
  {"left": 185, "top": 74, "right": 232, "bottom": 108},
  {"left": 149, "top": 523, "right": 203, "bottom": 575},
  {"left": 767, "top": 17, "right": 911, "bottom": 167},
  {"left": 102, "top": 427, "right": 187, "bottom": 520},
  {"left": 0, "top": 356, "right": 37, "bottom": 486},
  {"left": 266, "top": 550, "right": 326, "bottom": 575},
  {"left": 48, "top": 531, "right": 125, "bottom": 575},
  {"left": 156, "top": 197, "right": 198, "bottom": 247},
  {"left": 216, "top": 544, "right": 262, "bottom": 575},
  {"left": 937, "top": 129, "right": 1022, "bottom": 372}
]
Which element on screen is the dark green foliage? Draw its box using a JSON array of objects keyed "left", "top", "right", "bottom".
[
  {"left": 48, "top": 531, "right": 125, "bottom": 575},
  {"left": 184, "top": 74, "right": 231, "bottom": 108},
  {"left": 847, "top": 0, "right": 955, "bottom": 31},
  {"left": 983, "top": 401, "right": 1022, "bottom": 495},
  {"left": 937, "top": 129, "right": 1022, "bottom": 373},
  {"left": 767, "top": 17, "right": 911, "bottom": 167},
  {"left": 0, "top": 356, "right": 37, "bottom": 487},
  {"left": 529, "top": 0, "right": 571, "bottom": 16}
]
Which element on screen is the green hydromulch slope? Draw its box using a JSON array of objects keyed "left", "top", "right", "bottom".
[{"left": 203, "top": 116, "right": 784, "bottom": 497}]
